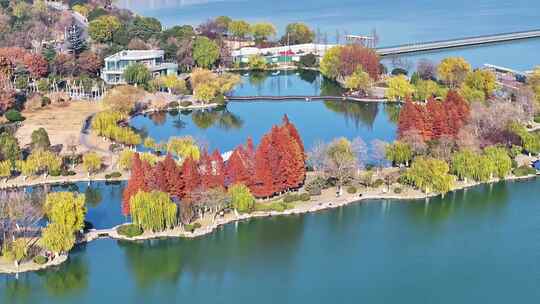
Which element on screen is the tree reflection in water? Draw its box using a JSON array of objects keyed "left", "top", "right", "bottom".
[
  {"left": 85, "top": 186, "right": 103, "bottom": 208},
  {"left": 191, "top": 107, "right": 243, "bottom": 130},
  {"left": 323, "top": 100, "right": 379, "bottom": 130},
  {"left": 118, "top": 215, "right": 305, "bottom": 288},
  {"left": 38, "top": 247, "right": 89, "bottom": 298}
]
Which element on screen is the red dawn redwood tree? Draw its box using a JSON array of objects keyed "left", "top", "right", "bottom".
[
  {"left": 23, "top": 53, "right": 48, "bottom": 79},
  {"left": 199, "top": 150, "right": 213, "bottom": 190},
  {"left": 122, "top": 153, "right": 147, "bottom": 216},
  {"left": 162, "top": 154, "right": 183, "bottom": 198},
  {"left": 181, "top": 156, "right": 201, "bottom": 200},
  {"left": 225, "top": 146, "right": 253, "bottom": 187},
  {"left": 151, "top": 161, "right": 169, "bottom": 192},
  {"left": 210, "top": 149, "right": 225, "bottom": 188},
  {"left": 253, "top": 133, "right": 276, "bottom": 197}
]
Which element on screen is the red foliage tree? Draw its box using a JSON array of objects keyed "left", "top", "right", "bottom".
[
  {"left": 252, "top": 133, "right": 276, "bottom": 197},
  {"left": 78, "top": 51, "right": 103, "bottom": 76},
  {"left": 199, "top": 150, "right": 213, "bottom": 190},
  {"left": 162, "top": 154, "right": 183, "bottom": 198},
  {"left": 225, "top": 145, "right": 253, "bottom": 187},
  {"left": 151, "top": 161, "right": 169, "bottom": 192},
  {"left": 398, "top": 92, "right": 471, "bottom": 141},
  {"left": 23, "top": 53, "right": 48, "bottom": 79},
  {"left": 338, "top": 44, "right": 380, "bottom": 80},
  {"left": 0, "top": 89, "right": 16, "bottom": 114},
  {"left": 122, "top": 154, "right": 147, "bottom": 216},
  {"left": 181, "top": 156, "right": 201, "bottom": 200},
  {"left": 210, "top": 149, "right": 225, "bottom": 189}
]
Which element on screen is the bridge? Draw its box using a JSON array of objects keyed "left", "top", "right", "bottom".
[
  {"left": 226, "top": 95, "right": 386, "bottom": 102},
  {"left": 232, "top": 29, "right": 540, "bottom": 60},
  {"left": 376, "top": 29, "right": 540, "bottom": 56}
]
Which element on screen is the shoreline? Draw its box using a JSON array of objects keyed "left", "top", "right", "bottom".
[{"left": 2, "top": 173, "right": 537, "bottom": 275}]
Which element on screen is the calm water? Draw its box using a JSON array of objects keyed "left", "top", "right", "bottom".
[
  {"left": 131, "top": 71, "right": 398, "bottom": 153},
  {"left": 3, "top": 179, "right": 540, "bottom": 303},
  {"left": 117, "top": 0, "right": 540, "bottom": 70}
]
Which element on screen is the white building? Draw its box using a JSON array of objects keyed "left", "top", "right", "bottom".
[{"left": 101, "top": 50, "right": 178, "bottom": 85}]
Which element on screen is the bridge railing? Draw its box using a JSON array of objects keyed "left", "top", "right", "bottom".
[{"left": 376, "top": 28, "right": 540, "bottom": 51}]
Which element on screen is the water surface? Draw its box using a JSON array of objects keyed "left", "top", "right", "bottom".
[{"left": 3, "top": 179, "right": 540, "bottom": 303}]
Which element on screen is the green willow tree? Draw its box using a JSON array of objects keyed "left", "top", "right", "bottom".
[
  {"left": 41, "top": 223, "right": 76, "bottom": 255},
  {"left": 228, "top": 183, "right": 255, "bottom": 213},
  {"left": 385, "top": 141, "right": 413, "bottom": 166},
  {"left": 452, "top": 149, "right": 477, "bottom": 182},
  {"left": 44, "top": 192, "right": 87, "bottom": 233},
  {"left": 123, "top": 63, "right": 151, "bottom": 87},
  {"left": 403, "top": 157, "right": 454, "bottom": 194},
  {"left": 82, "top": 152, "right": 102, "bottom": 175},
  {"left": 484, "top": 146, "right": 512, "bottom": 179},
  {"left": 193, "top": 36, "right": 220, "bottom": 68},
  {"left": 130, "top": 191, "right": 178, "bottom": 232}
]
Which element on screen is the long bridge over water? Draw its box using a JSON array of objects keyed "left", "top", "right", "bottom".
[
  {"left": 231, "top": 29, "right": 540, "bottom": 58},
  {"left": 376, "top": 29, "right": 540, "bottom": 56}
]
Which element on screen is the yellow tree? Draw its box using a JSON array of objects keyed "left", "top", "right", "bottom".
[
  {"left": 385, "top": 75, "right": 415, "bottom": 101},
  {"left": 0, "top": 160, "right": 11, "bottom": 181},
  {"left": 83, "top": 152, "right": 102, "bottom": 175},
  {"left": 44, "top": 192, "right": 87, "bottom": 233},
  {"left": 41, "top": 223, "right": 75, "bottom": 255},
  {"left": 437, "top": 57, "right": 472, "bottom": 88},
  {"left": 462, "top": 69, "right": 497, "bottom": 101},
  {"left": 344, "top": 68, "right": 372, "bottom": 95}
]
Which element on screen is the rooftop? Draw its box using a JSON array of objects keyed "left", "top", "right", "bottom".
[{"left": 105, "top": 50, "right": 165, "bottom": 61}]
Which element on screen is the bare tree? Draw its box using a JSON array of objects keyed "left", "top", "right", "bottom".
[
  {"left": 0, "top": 188, "right": 45, "bottom": 247},
  {"left": 400, "top": 129, "right": 427, "bottom": 155},
  {"left": 370, "top": 139, "right": 389, "bottom": 172},
  {"left": 417, "top": 58, "right": 437, "bottom": 80},
  {"left": 515, "top": 86, "right": 536, "bottom": 122}
]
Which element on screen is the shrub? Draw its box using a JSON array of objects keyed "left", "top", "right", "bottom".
[
  {"left": 514, "top": 165, "right": 536, "bottom": 177},
  {"left": 393, "top": 187, "right": 402, "bottom": 194},
  {"left": 308, "top": 187, "right": 322, "bottom": 196},
  {"left": 184, "top": 222, "right": 202, "bottom": 232},
  {"left": 373, "top": 179, "right": 385, "bottom": 188},
  {"left": 283, "top": 194, "right": 298, "bottom": 203},
  {"left": 253, "top": 202, "right": 292, "bottom": 212},
  {"left": 105, "top": 172, "right": 122, "bottom": 179},
  {"left": 117, "top": 224, "right": 143, "bottom": 238},
  {"left": 213, "top": 94, "right": 226, "bottom": 104},
  {"left": 347, "top": 186, "right": 357, "bottom": 194},
  {"left": 391, "top": 68, "right": 408, "bottom": 76},
  {"left": 299, "top": 193, "right": 311, "bottom": 201},
  {"left": 168, "top": 101, "right": 179, "bottom": 108},
  {"left": 5, "top": 110, "right": 25, "bottom": 122},
  {"left": 180, "top": 101, "right": 192, "bottom": 107},
  {"left": 534, "top": 115, "right": 540, "bottom": 124},
  {"left": 33, "top": 255, "right": 48, "bottom": 265}
]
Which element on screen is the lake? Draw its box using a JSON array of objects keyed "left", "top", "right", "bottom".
[
  {"left": 3, "top": 178, "right": 540, "bottom": 303},
  {"left": 130, "top": 71, "right": 399, "bottom": 153},
  {"left": 117, "top": 0, "right": 540, "bottom": 70},
  {"left": 3, "top": 1, "right": 540, "bottom": 302}
]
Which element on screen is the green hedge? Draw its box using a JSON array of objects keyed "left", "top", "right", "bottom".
[
  {"left": 283, "top": 193, "right": 311, "bottom": 203},
  {"left": 117, "top": 224, "right": 143, "bottom": 238},
  {"left": 393, "top": 187, "right": 402, "bottom": 194},
  {"left": 347, "top": 186, "right": 357, "bottom": 194},
  {"left": 253, "top": 202, "right": 294, "bottom": 212},
  {"left": 180, "top": 101, "right": 192, "bottom": 107},
  {"left": 534, "top": 115, "right": 540, "bottom": 124}
]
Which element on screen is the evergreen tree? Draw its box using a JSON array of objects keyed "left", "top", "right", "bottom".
[{"left": 67, "top": 23, "right": 86, "bottom": 55}]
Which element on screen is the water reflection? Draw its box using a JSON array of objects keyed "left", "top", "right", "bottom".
[
  {"left": 323, "top": 100, "right": 380, "bottom": 130},
  {"left": 38, "top": 247, "right": 89, "bottom": 298},
  {"left": 406, "top": 182, "right": 510, "bottom": 225}
]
